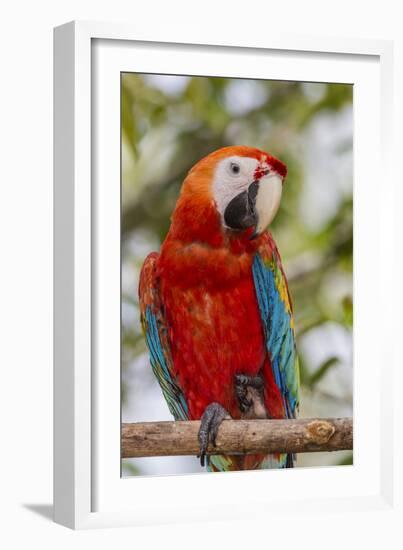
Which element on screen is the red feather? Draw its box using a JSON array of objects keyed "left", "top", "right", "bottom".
[{"left": 157, "top": 202, "right": 284, "bottom": 420}]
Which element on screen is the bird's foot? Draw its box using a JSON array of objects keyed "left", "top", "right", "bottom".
[
  {"left": 198, "top": 402, "right": 229, "bottom": 467},
  {"left": 235, "top": 374, "right": 263, "bottom": 411},
  {"left": 235, "top": 374, "right": 266, "bottom": 419}
]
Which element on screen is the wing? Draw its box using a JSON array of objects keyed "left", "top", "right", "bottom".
[
  {"left": 252, "top": 233, "right": 300, "bottom": 419},
  {"left": 138, "top": 252, "right": 189, "bottom": 421}
]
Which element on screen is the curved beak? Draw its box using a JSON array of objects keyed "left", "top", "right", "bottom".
[
  {"left": 254, "top": 173, "right": 282, "bottom": 234},
  {"left": 223, "top": 174, "right": 282, "bottom": 235},
  {"left": 223, "top": 181, "right": 259, "bottom": 231}
]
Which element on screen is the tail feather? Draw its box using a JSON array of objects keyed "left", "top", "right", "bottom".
[{"left": 207, "top": 453, "right": 294, "bottom": 472}]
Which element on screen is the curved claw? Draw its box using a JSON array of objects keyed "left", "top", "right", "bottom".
[
  {"left": 235, "top": 380, "right": 252, "bottom": 412},
  {"left": 198, "top": 402, "right": 228, "bottom": 467},
  {"left": 235, "top": 373, "right": 267, "bottom": 419},
  {"left": 235, "top": 374, "right": 263, "bottom": 390}
]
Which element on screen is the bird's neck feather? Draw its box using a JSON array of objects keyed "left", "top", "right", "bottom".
[
  {"left": 169, "top": 188, "right": 261, "bottom": 253},
  {"left": 170, "top": 194, "right": 224, "bottom": 247}
]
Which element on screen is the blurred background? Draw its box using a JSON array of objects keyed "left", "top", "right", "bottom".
[{"left": 121, "top": 73, "right": 353, "bottom": 477}]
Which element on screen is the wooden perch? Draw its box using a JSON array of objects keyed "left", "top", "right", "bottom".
[{"left": 121, "top": 417, "right": 353, "bottom": 458}]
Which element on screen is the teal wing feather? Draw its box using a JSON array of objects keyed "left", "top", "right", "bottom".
[
  {"left": 252, "top": 234, "right": 300, "bottom": 420},
  {"left": 139, "top": 252, "right": 189, "bottom": 421}
]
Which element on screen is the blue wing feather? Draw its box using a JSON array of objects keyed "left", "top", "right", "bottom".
[
  {"left": 139, "top": 254, "right": 189, "bottom": 421},
  {"left": 252, "top": 244, "right": 300, "bottom": 420},
  {"left": 143, "top": 306, "right": 189, "bottom": 421}
]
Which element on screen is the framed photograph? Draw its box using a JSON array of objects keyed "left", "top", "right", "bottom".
[{"left": 54, "top": 21, "right": 395, "bottom": 529}]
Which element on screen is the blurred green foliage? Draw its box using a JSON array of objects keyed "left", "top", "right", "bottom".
[{"left": 121, "top": 74, "right": 353, "bottom": 473}]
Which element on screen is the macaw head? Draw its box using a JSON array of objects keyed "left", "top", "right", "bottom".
[
  {"left": 209, "top": 146, "right": 287, "bottom": 236},
  {"left": 172, "top": 146, "right": 287, "bottom": 243}
]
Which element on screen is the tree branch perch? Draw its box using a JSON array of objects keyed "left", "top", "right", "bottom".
[{"left": 121, "top": 417, "right": 353, "bottom": 458}]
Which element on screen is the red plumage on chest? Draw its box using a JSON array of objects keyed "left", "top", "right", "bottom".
[
  {"left": 159, "top": 256, "right": 265, "bottom": 419},
  {"left": 156, "top": 198, "right": 279, "bottom": 419}
]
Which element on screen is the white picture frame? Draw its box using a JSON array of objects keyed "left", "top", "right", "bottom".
[{"left": 54, "top": 20, "right": 396, "bottom": 529}]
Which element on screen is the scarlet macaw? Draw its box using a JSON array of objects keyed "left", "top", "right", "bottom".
[{"left": 139, "top": 146, "right": 300, "bottom": 471}]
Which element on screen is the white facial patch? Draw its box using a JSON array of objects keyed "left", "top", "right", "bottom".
[
  {"left": 212, "top": 156, "right": 283, "bottom": 232},
  {"left": 255, "top": 173, "right": 283, "bottom": 233},
  {"left": 212, "top": 156, "right": 259, "bottom": 221}
]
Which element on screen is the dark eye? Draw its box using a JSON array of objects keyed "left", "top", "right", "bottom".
[{"left": 230, "top": 162, "right": 241, "bottom": 175}]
